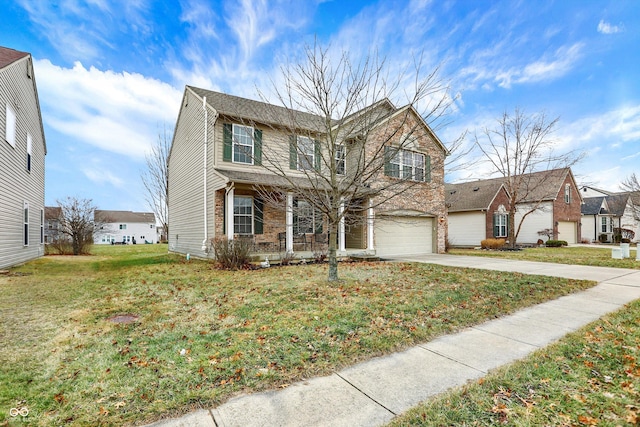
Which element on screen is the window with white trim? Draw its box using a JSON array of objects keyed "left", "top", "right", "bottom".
[
  {"left": 5, "top": 103, "right": 16, "bottom": 147},
  {"left": 601, "top": 217, "right": 612, "bottom": 233},
  {"left": 293, "top": 199, "right": 322, "bottom": 234},
  {"left": 119, "top": 224, "right": 127, "bottom": 230},
  {"left": 297, "top": 136, "right": 315, "bottom": 171},
  {"left": 385, "top": 147, "right": 427, "bottom": 182},
  {"left": 23, "top": 202, "right": 29, "bottom": 246},
  {"left": 335, "top": 145, "right": 345, "bottom": 175},
  {"left": 564, "top": 183, "right": 571, "bottom": 203},
  {"left": 27, "top": 133, "right": 32, "bottom": 172},
  {"left": 494, "top": 213, "right": 508, "bottom": 238},
  {"left": 234, "top": 196, "right": 253, "bottom": 235},
  {"left": 233, "top": 124, "right": 254, "bottom": 164},
  {"left": 40, "top": 208, "right": 44, "bottom": 244}
]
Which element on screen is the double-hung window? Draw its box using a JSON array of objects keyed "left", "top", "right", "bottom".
[
  {"left": 27, "top": 133, "right": 32, "bottom": 172},
  {"left": 494, "top": 213, "right": 508, "bottom": 238},
  {"left": 233, "top": 124, "right": 254, "bottom": 164},
  {"left": 5, "top": 103, "right": 16, "bottom": 147},
  {"left": 23, "top": 202, "right": 29, "bottom": 246},
  {"left": 297, "top": 136, "right": 315, "bottom": 171},
  {"left": 601, "top": 217, "right": 611, "bottom": 233},
  {"left": 564, "top": 183, "right": 571, "bottom": 203},
  {"left": 40, "top": 208, "right": 44, "bottom": 244},
  {"left": 233, "top": 196, "right": 253, "bottom": 235},
  {"left": 335, "top": 145, "right": 345, "bottom": 175},
  {"left": 293, "top": 199, "right": 323, "bottom": 234},
  {"left": 385, "top": 147, "right": 429, "bottom": 182}
]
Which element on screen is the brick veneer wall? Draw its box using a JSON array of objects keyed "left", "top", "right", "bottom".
[
  {"left": 552, "top": 174, "right": 582, "bottom": 240},
  {"left": 485, "top": 187, "right": 511, "bottom": 239}
]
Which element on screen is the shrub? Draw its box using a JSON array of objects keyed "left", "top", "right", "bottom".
[
  {"left": 212, "top": 237, "right": 252, "bottom": 270},
  {"left": 280, "top": 251, "right": 296, "bottom": 266},
  {"left": 545, "top": 240, "right": 568, "bottom": 247},
  {"left": 480, "top": 238, "right": 506, "bottom": 249},
  {"left": 313, "top": 249, "right": 327, "bottom": 263}
]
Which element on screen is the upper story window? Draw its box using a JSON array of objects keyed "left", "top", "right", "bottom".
[
  {"left": 297, "top": 136, "right": 315, "bottom": 171},
  {"left": 5, "top": 103, "right": 17, "bottom": 147},
  {"left": 564, "top": 183, "right": 571, "bottom": 203},
  {"left": 23, "top": 202, "right": 29, "bottom": 246},
  {"left": 384, "top": 146, "right": 430, "bottom": 182},
  {"left": 27, "top": 133, "right": 32, "bottom": 172},
  {"left": 222, "top": 123, "right": 262, "bottom": 165},
  {"left": 335, "top": 145, "right": 345, "bottom": 175},
  {"left": 40, "top": 208, "right": 44, "bottom": 244},
  {"left": 119, "top": 224, "right": 127, "bottom": 230}
]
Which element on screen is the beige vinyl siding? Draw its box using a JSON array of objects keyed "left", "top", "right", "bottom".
[
  {"left": 447, "top": 211, "right": 486, "bottom": 247},
  {"left": 168, "top": 90, "right": 209, "bottom": 257},
  {"left": 0, "top": 54, "right": 46, "bottom": 269}
]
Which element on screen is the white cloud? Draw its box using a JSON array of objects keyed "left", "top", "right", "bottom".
[
  {"left": 35, "top": 59, "right": 182, "bottom": 160},
  {"left": 597, "top": 20, "right": 624, "bottom": 34}
]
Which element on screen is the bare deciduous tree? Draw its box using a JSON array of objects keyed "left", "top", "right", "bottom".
[
  {"left": 474, "top": 108, "right": 583, "bottom": 248},
  {"left": 56, "top": 197, "right": 101, "bottom": 255},
  {"left": 621, "top": 173, "right": 640, "bottom": 221},
  {"left": 238, "top": 44, "right": 459, "bottom": 281},
  {"left": 141, "top": 127, "right": 170, "bottom": 242}
]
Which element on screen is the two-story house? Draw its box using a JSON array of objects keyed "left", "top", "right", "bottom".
[
  {"left": 0, "top": 46, "right": 46, "bottom": 269},
  {"left": 446, "top": 168, "right": 582, "bottom": 246},
  {"left": 94, "top": 210, "right": 157, "bottom": 244},
  {"left": 168, "top": 86, "right": 448, "bottom": 259}
]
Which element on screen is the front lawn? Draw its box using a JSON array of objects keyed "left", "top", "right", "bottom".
[
  {"left": 449, "top": 245, "right": 640, "bottom": 269},
  {"left": 388, "top": 299, "right": 640, "bottom": 426},
  {"left": 1, "top": 245, "right": 594, "bottom": 426}
]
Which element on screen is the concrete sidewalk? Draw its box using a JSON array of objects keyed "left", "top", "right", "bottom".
[{"left": 146, "top": 255, "right": 640, "bottom": 427}]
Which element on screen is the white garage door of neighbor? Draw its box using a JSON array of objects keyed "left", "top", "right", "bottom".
[
  {"left": 447, "top": 212, "right": 485, "bottom": 247},
  {"left": 374, "top": 216, "right": 433, "bottom": 256},
  {"left": 558, "top": 221, "right": 577, "bottom": 244}
]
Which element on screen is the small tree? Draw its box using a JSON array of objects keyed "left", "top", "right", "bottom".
[
  {"left": 141, "top": 127, "right": 170, "bottom": 242},
  {"left": 474, "top": 108, "right": 583, "bottom": 248},
  {"left": 621, "top": 173, "right": 640, "bottom": 222},
  {"left": 56, "top": 197, "right": 101, "bottom": 255}
]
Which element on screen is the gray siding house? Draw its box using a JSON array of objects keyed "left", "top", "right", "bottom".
[
  {"left": 168, "top": 86, "right": 448, "bottom": 259},
  {"left": 0, "top": 46, "right": 46, "bottom": 269}
]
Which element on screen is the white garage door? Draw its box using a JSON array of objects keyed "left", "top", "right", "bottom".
[
  {"left": 374, "top": 216, "right": 433, "bottom": 257},
  {"left": 448, "top": 212, "right": 485, "bottom": 247},
  {"left": 558, "top": 221, "right": 577, "bottom": 244}
]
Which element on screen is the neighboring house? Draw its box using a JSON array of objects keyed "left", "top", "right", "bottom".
[
  {"left": 0, "top": 46, "right": 46, "bottom": 269},
  {"left": 446, "top": 168, "right": 582, "bottom": 246},
  {"left": 445, "top": 180, "right": 511, "bottom": 247},
  {"left": 168, "top": 86, "right": 448, "bottom": 259},
  {"left": 44, "top": 206, "right": 63, "bottom": 243},
  {"left": 581, "top": 192, "right": 640, "bottom": 243},
  {"left": 94, "top": 210, "right": 157, "bottom": 244}
]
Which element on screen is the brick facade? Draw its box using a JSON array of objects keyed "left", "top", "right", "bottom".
[
  {"left": 485, "top": 186, "right": 511, "bottom": 239},
  {"left": 552, "top": 174, "right": 582, "bottom": 240}
]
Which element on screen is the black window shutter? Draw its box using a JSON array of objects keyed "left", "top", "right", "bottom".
[
  {"left": 254, "top": 129, "right": 262, "bottom": 165},
  {"left": 493, "top": 214, "right": 498, "bottom": 238},
  {"left": 314, "top": 139, "right": 321, "bottom": 171},
  {"left": 425, "top": 155, "right": 431, "bottom": 182},
  {"left": 384, "top": 146, "right": 391, "bottom": 176},
  {"left": 223, "top": 123, "right": 232, "bottom": 162},
  {"left": 289, "top": 135, "right": 297, "bottom": 169},
  {"left": 254, "top": 197, "right": 264, "bottom": 235}
]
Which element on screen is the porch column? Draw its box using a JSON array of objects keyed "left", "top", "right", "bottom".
[
  {"left": 339, "top": 199, "right": 346, "bottom": 252},
  {"left": 226, "top": 187, "right": 234, "bottom": 240},
  {"left": 286, "top": 192, "right": 294, "bottom": 252},
  {"left": 367, "top": 199, "right": 374, "bottom": 250}
]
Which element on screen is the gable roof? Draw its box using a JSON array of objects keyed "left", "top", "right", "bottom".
[
  {"left": 95, "top": 210, "right": 155, "bottom": 224},
  {"left": 581, "top": 197, "right": 607, "bottom": 215},
  {"left": 472, "top": 168, "right": 578, "bottom": 203},
  {"left": 445, "top": 180, "right": 507, "bottom": 212},
  {"left": 0, "top": 46, "right": 29, "bottom": 70},
  {"left": 44, "top": 206, "right": 62, "bottom": 220}
]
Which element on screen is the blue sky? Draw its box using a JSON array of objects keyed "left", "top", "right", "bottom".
[{"left": 2, "top": 0, "right": 639, "bottom": 212}]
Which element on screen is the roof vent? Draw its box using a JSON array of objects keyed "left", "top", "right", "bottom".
[
  {"left": 473, "top": 187, "right": 480, "bottom": 191},
  {"left": 449, "top": 190, "right": 456, "bottom": 195}
]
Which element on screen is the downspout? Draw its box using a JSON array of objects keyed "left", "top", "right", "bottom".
[{"left": 201, "top": 96, "right": 208, "bottom": 252}]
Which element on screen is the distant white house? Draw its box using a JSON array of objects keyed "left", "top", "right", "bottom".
[
  {"left": 0, "top": 46, "right": 47, "bottom": 269},
  {"left": 94, "top": 210, "right": 157, "bottom": 244}
]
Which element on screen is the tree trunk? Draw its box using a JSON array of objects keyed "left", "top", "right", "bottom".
[{"left": 327, "top": 222, "right": 339, "bottom": 282}]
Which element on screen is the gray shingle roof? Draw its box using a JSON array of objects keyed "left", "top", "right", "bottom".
[
  {"left": 604, "top": 193, "right": 630, "bottom": 216},
  {"left": 581, "top": 197, "right": 606, "bottom": 215},
  {"left": 445, "top": 180, "right": 506, "bottom": 212},
  {"left": 95, "top": 210, "right": 155, "bottom": 223},
  {"left": 188, "top": 86, "right": 328, "bottom": 133}
]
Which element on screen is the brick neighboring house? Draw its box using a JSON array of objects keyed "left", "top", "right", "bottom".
[
  {"left": 445, "top": 180, "right": 510, "bottom": 247},
  {"left": 94, "top": 210, "right": 157, "bottom": 244},
  {"left": 446, "top": 168, "right": 582, "bottom": 246},
  {"left": 168, "top": 87, "right": 448, "bottom": 259},
  {"left": 0, "top": 46, "right": 47, "bottom": 269}
]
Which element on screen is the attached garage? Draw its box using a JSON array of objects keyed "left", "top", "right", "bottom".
[
  {"left": 374, "top": 215, "right": 433, "bottom": 257},
  {"left": 447, "top": 211, "right": 486, "bottom": 247},
  {"left": 557, "top": 221, "right": 577, "bottom": 244}
]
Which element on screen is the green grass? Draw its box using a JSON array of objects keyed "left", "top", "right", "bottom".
[
  {"left": 450, "top": 246, "right": 640, "bottom": 269},
  {"left": 0, "top": 245, "right": 595, "bottom": 426},
  {"left": 388, "top": 299, "right": 640, "bottom": 426}
]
